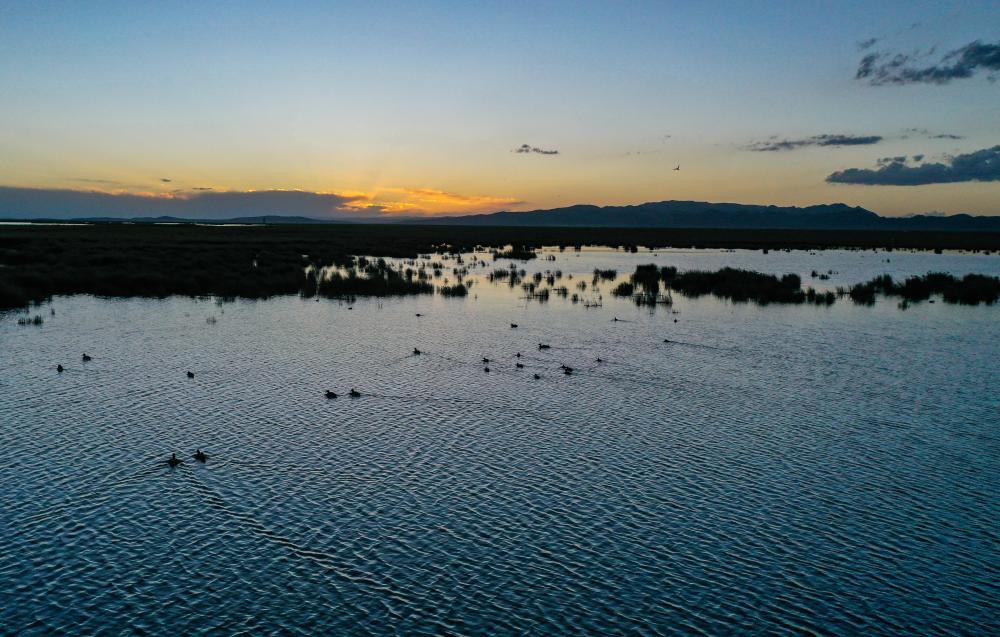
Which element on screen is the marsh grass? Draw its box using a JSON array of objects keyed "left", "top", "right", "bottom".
[
  {"left": 849, "top": 272, "right": 1000, "bottom": 305},
  {"left": 493, "top": 245, "right": 537, "bottom": 260},
  {"left": 666, "top": 268, "right": 805, "bottom": 304},
  {"left": 1, "top": 223, "right": 997, "bottom": 309},
  {"left": 438, "top": 283, "right": 468, "bottom": 296}
]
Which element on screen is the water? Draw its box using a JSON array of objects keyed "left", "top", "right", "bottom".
[{"left": 2, "top": 248, "right": 999, "bottom": 635}]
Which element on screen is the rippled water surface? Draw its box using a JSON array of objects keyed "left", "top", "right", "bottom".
[{"left": 2, "top": 249, "right": 999, "bottom": 635}]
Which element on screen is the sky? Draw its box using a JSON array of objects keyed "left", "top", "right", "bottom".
[{"left": 0, "top": 1, "right": 998, "bottom": 219}]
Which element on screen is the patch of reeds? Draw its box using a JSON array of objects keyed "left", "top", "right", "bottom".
[
  {"left": 438, "top": 283, "right": 468, "bottom": 296},
  {"left": 849, "top": 272, "right": 1000, "bottom": 305}
]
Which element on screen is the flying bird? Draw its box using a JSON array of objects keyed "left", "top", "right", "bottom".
[{"left": 673, "top": 165, "right": 680, "bottom": 171}]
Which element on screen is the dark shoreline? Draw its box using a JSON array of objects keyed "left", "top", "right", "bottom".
[{"left": 3, "top": 223, "right": 999, "bottom": 310}]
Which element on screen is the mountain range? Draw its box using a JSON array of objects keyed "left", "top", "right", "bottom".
[
  {"left": 416, "top": 201, "right": 1000, "bottom": 231},
  {"left": 6, "top": 200, "right": 1000, "bottom": 231}
]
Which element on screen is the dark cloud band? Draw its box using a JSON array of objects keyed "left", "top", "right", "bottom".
[
  {"left": 827, "top": 145, "right": 1000, "bottom": 185},
  {"left": 0, "top": 187, "right": 383, "bottom": 220}
]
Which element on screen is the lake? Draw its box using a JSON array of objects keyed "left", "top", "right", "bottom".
[{"left": 2, "top": 248, "right": 998, "bottom": 635}]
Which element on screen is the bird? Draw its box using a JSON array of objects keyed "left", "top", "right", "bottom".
[
  {"left": 193, "top": 449, "right": 208, "bottom": 463},
  {"left": 82, "top": 353, "right": 92, "bottom": 362},
  {"left": 413, "top": 348, "right": 422, "bottom": 355},
  {"left": 187, "top": 371, "right": 195, "bottom": 378},
  {"left": 596, "top": 357, "right": 603, "bottom": 363},
  {"left": 613, "top": 317, "right": 618, "bottom": 322},
  {"left": 516, "top": 362, "right": 524, "bottom": 369},
  {"left": 166, "top": 453, "right": 181, "bottom": 468},
  {"left": 510, "top": 323, "right": 518, "bottom": 328},
  {"left": 533, "top": 373, "right": 541, "bottom": 380},
  {"left": 482, "top": 357, "right": 490, "bottom": 363},
  {"left": 663, "top": 338, "right": 672, "bottom": 343},
  {"left": 538, "top": 343, "right": 550, "bottom": 350},
  {"left": 484, "top": 366, "right": 490, "bottom": 373},
  {"left": 515, "top": 352, "right": 521, "bottom": 358},
  {"left": 563, "top": 367, "right": 573, "bottom": 375},
  {"left": 415, "top": 313, "right": 423, "bottom": 317},
  {"left": 349, "top": 388, "right": 361, "bottom": 397},
  {"left": 326, "top": 390, "right": 337, "bottom": 399},
  {"left": 673, "top": 164, "right": 680, "bottom": 171}
]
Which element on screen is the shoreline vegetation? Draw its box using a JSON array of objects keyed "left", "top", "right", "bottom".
[
  {"left": 609, "top": 264, "right": 999, "bottom": 306},
  {"left": 2, "top": 223, "right": 999, "bottom": 310}
]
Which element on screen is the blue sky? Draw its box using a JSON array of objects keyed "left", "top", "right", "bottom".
[{"left": 1, "top": 1, "right": 998, "bottom": 218}]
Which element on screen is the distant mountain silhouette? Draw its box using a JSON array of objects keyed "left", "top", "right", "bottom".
[
  {"left": 416, "top": 200, "right": 1000, "bottom": 231},
  {"left": 5, "top": 199, "right": 1000, "bottom": 231}
]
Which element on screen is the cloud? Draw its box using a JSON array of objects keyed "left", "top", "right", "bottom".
[
  {"left": 876, "top": 155, "right": 907, "bottom": 166},
  {"left": 0, "top": 185, "right": 523, "bottom": 219},
  {"left": 826, "top": 145, "right": 1000, "bottom": 185},
  {"left": 68, "top": 177, "right": 125, "bottom": 185},
  {"left": 514, "top": 144, "right": 559, "bottom": 155},
  {"left": 858, "top": 37, "right": 879, "bottom": 51},
  {"left": 0, "top": 187, "right": 386, "bottom": 220},
  {"left": 745, "top": 134, "right": 883, "bottom": 152},
  {"left": 902, "top": 128, "right": 964, "bottom": 140},
  {"left": 856, "top": 40, "right": 1000, "bottom": 85}
]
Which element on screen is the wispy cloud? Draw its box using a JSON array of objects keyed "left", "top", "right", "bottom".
[
  {"left": 902, "top": 128, "right": 964, "bottom": 140},
  {"left": 68, "top": 177, "right": 126, "bottom": 185},
  {"left": 856, "top": 40, "right": 1000, "bottom": 85},
  {"left": 827, "top": 145, "right": 1000, "bottom": 185},
  {"left": 858, "top": 37, "right": 879, "bottom": 51},
  {"left": 514, "top": 144, "right": 559, "bottom": 155},
  {"left": 744, "top": 134, "right": 882, "bottom": 152}
]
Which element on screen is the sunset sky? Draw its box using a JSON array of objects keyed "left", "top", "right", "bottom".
[{"left": 1, "top": 1, "right": 998, "bottom": 219}]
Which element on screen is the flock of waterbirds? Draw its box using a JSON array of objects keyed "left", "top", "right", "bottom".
[
  {"left": 56, "top": 352, "right": 213, "bottom": 468},
  {"left": 54, "top": 314, "right": 674, "bottom": 469}
]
